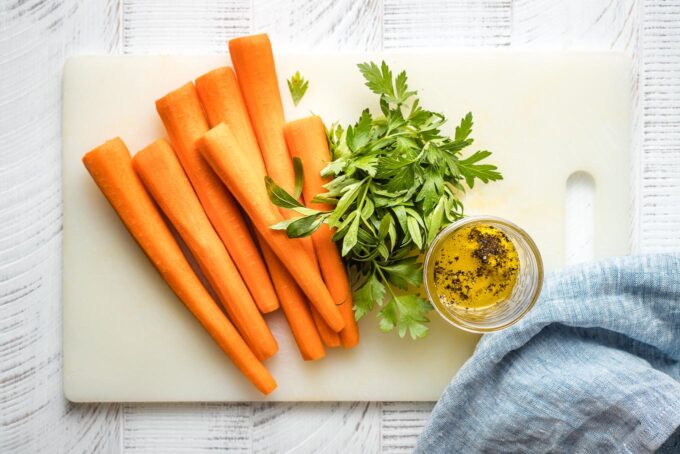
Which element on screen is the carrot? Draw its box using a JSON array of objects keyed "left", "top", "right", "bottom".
[
  {"left": 195, "top": 67, "right": 333, "bottom": 352},
  {"left": 82, "top": 138, "right": 276, "bottom": 394},
  {"left": 304, "top": 250, "right": 341, "bottom": 349},
  {"left": 229, "top": 34, "right": 292, "bottom": 193},
  {"left": 226, "top": 39, "right": 321, "bottom": 267},
  {"left": 195, "top": 67, "right": 264, "bottom": 177},
  {"left": 284, "top": 116, "right": 360, "bottom": 348},
  {"left": 133, "top": 139, "right": 278, "bottom": 361},
  {"left": 310, "top": 307, "right": 341, "bottom": 347},
  {"left": 300, "top": 227, "right": 340, "bottom": 348},
  {"left": 199, "top": 123, "right": 345, "bottom": 332},
  {"left": 156, "top": 83, "right": 278, "bottom": 314},
  {"left": 229, "top": 36, "right": 334, "bottom": 343},
  {"left": 257, "top": 235, "right": 325, "bottom": 360}
]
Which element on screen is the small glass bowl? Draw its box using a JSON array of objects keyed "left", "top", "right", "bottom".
[{"left": 424, "top": 216, "right": 543, "bottom": 333}]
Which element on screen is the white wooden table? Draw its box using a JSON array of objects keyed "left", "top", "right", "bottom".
[{"left": 1, "top": 1, "right": 678, "bottom": 452}]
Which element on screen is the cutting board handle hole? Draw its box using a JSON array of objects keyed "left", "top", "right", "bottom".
[{"left": 565, "top": 171, "right": 595, "bottom": 265}]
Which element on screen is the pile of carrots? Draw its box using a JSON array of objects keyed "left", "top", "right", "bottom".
[{"left": 82, "top": 34, "right": 358, "bottom": 395}]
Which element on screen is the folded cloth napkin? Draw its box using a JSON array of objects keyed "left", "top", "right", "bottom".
[{"left": 416, "top": 254, "right": 680, "bottom": 454}]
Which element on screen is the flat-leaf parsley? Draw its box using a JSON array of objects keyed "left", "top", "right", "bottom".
[
  {"left": 268, "top": 61, "right": 502, "bottom": 339},
  {"left": 287, "top": 71, "right": 309, "bottom": 106}
]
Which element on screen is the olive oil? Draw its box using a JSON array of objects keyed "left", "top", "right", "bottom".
[{"left": 432, "top": 224, "right": 519, "bottom": 311}]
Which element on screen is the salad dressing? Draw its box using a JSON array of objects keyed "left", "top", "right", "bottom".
[{"left": 432, "top": 224, "right": 519, "bottom": 310}]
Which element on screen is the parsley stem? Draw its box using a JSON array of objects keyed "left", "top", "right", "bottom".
[{"left": 373, "top": 261, "right": 399, "bottom": 300}]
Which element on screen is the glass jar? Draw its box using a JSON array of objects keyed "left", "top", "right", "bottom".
[{"left": 424, "top": 216, "right": 543, "bottom": 333}]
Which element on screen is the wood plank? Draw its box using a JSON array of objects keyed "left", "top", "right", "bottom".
[
  {"left": 0, "top": 0, "right": 121, "bottom": 452},
  {"left": 383, "top": 0, "right": 512, "bottom": 49},
  {"left": 123, "top": 403, "right": 251, "bottom": 452},
  {"left": 511, "top": 0, "right": 637, "bottom": 49},
  {"left": 252, "top": 402, "right": 380, "bottom": 453},
  {"left": 381, "top": 402, "right": 434, "bottom": 453},
  {"left": 252, "top": 0, "right": 382, "bottom": 51},
  {"left": 122, "top": 0, "right": 251, "bottom": 54},
  {"left": 639, "top": 0, "right": 680, "bottom": 251}
]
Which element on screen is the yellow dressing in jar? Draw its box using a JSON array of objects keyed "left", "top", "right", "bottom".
[{"left": 432, "top": 224, "right": 519, "bottom": 311}]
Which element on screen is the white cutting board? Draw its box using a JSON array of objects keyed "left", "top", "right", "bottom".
[{"left": 63, "top": 52, "right": 630, "bottom": 402}]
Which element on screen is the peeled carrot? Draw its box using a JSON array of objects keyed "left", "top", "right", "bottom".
[
  {"left": 133, "top": 139, "right": 278, "bottom": 360},
  {"left": 195, "top": 67, "right": 263, "bottom": 175},
  {"left": 199, "top": 123, "right": 345, "bottom": 332},
  {"left": 300, "top": 221, "right": 340, "bottom": 348},
  {"left": 82, "top": 138, "right": 276, "bottom": 394},
  {"left": 227, "top": 38, "right": 320, "bottom": 267},
  {"left": 195, "top": 67, "right": 331, "bottom": 354},
  {"left": 156, "top": 83, "right": 278, "bottom": 314},
  {"left": 284, "top": 116, "right": 360, "bottom": 348},
  {"left": 310, "top": 307, "right": 341, "bottom": 347},
  {"left": 305, "top": 251, "right": 341, "bottom": 348},
  {"left": 229, "top": 35, "right": 334, "bottom": 344},
  {"left": 258, "top": 236, "right": 325, "bottom": 360},
  {"left": 229, "top": 34, "right": 293, "bottom": 192}
]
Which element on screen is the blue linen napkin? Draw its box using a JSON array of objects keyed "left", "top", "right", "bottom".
[{"left": 416, "top": 254, "right": 680, "bottom": 453}]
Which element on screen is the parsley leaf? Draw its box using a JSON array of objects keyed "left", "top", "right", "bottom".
[
  {"left": 287, "top": 71, "right": 309, "bottom": 106},
  {"left": 379, "top": 294, "right": 432, "bottom": 339},
  {"left": 381, "top": 257, "right": 422, "bottom": 289},
  {"left": 394, "top": 294, "right": 432, "bottom": 339},
  {"left": 378, "top": 299, "right": 397, "bottom": 332},
  {"left": 457, "top": 150, "right": 503, "bottom": 188},
  {"left": 358, "top": 61, "right": 394, "bottom": 98},
  {"left": 406, "top": 216, "right": 423, "bottom": 250},
  {"left": 347, "top": 109, "right": 373, "bottom": 151},
  {"left": 455, "top": 112, "right": 474, "bottom": 142},
  {"left": 265, "top": 176, "right": 303, "bottom": 209},
  {"left": 354, "top": 273, "right": 386, "bottom": 319},
  {"left": 394, "top": 71, "right": 417, "bottom": 105},
  {"left": 285, "top": 214, "right": 325, "bottom": 238},
  {"left": 320, "top": 159, "right": 346, "bottom": 177}
]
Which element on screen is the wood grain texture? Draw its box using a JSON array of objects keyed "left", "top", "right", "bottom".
[
  {"left": 123, "top": 404, "right": 251, "bottom": 452},
  {"left": 383, "top": 0, "right": 512, "bottom": 49},
  {"left": 381, "top": 402, "right": 434, "bottom": 453},
  {"left": 252, "top": 0, "right": 382, "bottom": 51},
  {"left": 122, "top": 0, "right": 250, "bottom": 54},
  {"left": 639, "top": 0, "right": 680, "bottom": 251},
  {"left": 2, "top": 0, "right": 678, "bottom": 452},
  {"left": 252, "top": 402, "right": 380, "bottom": 453},
  {"left": 511, "top": 0, "right": 637, "bottom": 49},
  {"left": 0, "top": 1, "right": 121, "bottom": 453}
]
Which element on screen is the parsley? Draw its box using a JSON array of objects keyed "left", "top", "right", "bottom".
[
  {"left": 268, "top": 61, "right": 502, "bottom": 339},
  {"left": 287, "top": 71, "right": 309, "bottom": 106}
]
